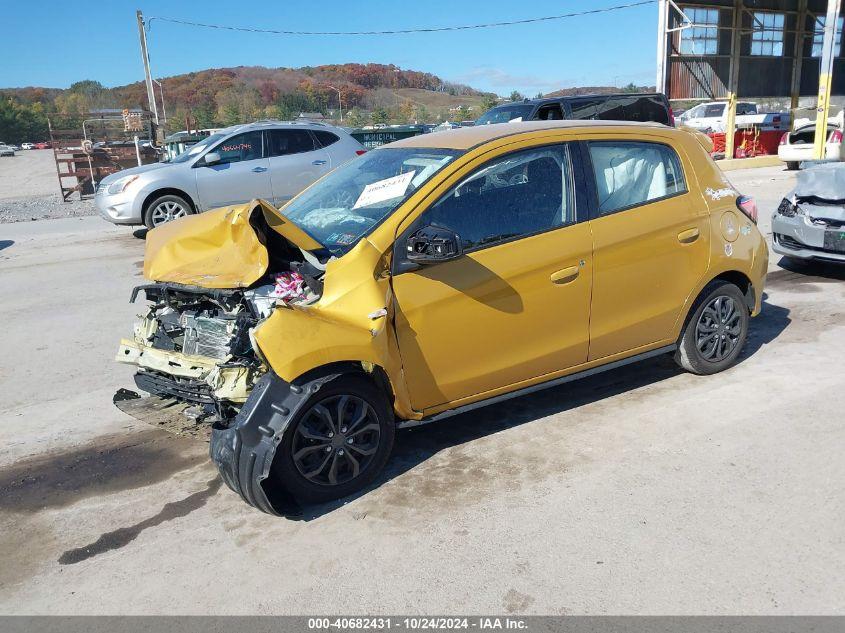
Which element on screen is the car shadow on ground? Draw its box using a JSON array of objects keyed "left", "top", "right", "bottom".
[
  {"left": 774, "top": 256, "right": 845, "bottom": 281},
  {"left": 133, "top": 228, "right": 148, "bottom": 240},
  {"left": 0, "top": 240, "right": 13, "bottom": 251},
  {"left": 279, "top": 298, "right": 791, "bottom": 520}
]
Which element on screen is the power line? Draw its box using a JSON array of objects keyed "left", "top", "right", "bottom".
[{"left": 147, "top": 1, "right": 656, "bottom": 36}]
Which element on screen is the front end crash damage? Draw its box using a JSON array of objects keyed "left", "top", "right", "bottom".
[
  {"left": 772, "top": 165, "right": 845, "bottom": 262},
  {"left": 117, "top": 199, "right": 412, "bottom": 513},
  {"left": 117, "top": 283, "right": 274, "bottom": 417},
  {"left": 210, "top": 371, "right": 341, "bottom": 514}
]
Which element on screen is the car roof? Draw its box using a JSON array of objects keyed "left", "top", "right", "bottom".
[
  {"left": 383, "top": 119, "right": 668, "bottom": 150},
  {"left": 222, "top": 120, "right": 342, "bottom": 135}
]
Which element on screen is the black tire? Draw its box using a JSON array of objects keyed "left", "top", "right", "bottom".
[
  {"left": 143, "top": 193, "right": 193, "bottom": 229},
  {"left": 786, "top": 161, "right": 800, "bottom": 171},
  {"left": 675, "top": 281, "right": 749, "bottom": 375},
  {"left": 270, "top": 374, "right": 395, "bottom": 504}
]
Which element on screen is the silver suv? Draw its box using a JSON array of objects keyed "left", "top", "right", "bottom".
[{"left": 95, "top": 120, "right": 366, "bottom": 228}]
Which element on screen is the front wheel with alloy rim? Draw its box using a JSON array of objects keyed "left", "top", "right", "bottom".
[
  {"left": 270, "top": 374, "right": 395, "bottom": 504},
  {"left": 675, "top": 281, "right": 750, "bottom": 375},
  {"left": 143, "top": 193, "right": 193, "bottom": 229}
]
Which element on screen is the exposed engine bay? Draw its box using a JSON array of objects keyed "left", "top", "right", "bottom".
[{"left": 116, "top": 201, "right": 330, "bottom": 421}]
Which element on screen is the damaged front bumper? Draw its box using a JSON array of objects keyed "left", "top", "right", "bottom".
[
  {"left": 772, "top": 204, "right": 845, "bottom": 263},
  {"left": 209, "top": 371, "right": 339, "bottom": 515},
  {"left": 117, "top": 339, "right": 257, "bottom": 404}
]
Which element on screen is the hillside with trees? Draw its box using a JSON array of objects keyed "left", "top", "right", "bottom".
[
  {"left": 0, "top": 64, "right": 492, "bottom": 143},
  {"left": 0, "top": 64, "right": 657, "bottom": 144}
]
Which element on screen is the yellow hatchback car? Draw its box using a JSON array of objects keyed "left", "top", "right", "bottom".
[{"left": 119, "top": 120, "right": 768, "bottom": 513}]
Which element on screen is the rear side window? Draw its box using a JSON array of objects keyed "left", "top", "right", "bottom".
[
  {"left": 588, "top": 141, "right": 686, "bottom": 216},
  {"left": 266, "top": 129, "right": 316, "bottom": 157},
  {"left": 419, "top": 145, "right": 574, "bottom": 251},
  {"left": 313, "top": 130, "right": 341, "bottom": 147},
  {"left": 212, "top": 131, "right": 263, "bottom": 164},
  {"left": 594, "top": 96, "right": 670, "bottom": 125}
]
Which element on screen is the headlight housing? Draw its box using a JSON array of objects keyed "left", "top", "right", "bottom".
[
  {"left": 106, "top": 174, "right": 139, "bottom": 195},
  {"left": 776, "top": 198, "right": 798, "bottom": 217}
]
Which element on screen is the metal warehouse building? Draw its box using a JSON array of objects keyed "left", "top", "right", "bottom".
[{"left": 656, "top": 0, "right": 843, "bottom": 159}]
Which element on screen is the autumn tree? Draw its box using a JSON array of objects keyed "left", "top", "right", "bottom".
[{"left": 399, "top": 100, "right": 415, "bottom": 123}]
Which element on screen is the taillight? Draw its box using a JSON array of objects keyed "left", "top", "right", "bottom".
[
  {"left": 737, "top": 195, "right": 758, "bottom": 224},
  {"left": 668, "top": 106, "right": 676, "bottom": 127},
  {"left": 830, "top": 130, "right": 843, "bottom": 143},
  {"left": 355, "top": 149, "right": 367, "bottom": 156},
  {"left": 779, "top": 132, "right": 788, "bottom": 145}
]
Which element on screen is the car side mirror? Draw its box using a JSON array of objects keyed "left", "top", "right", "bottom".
[
  {"left": 203, "top": 151, "right": 221, "bottom": 166},
  {"left": 406, "top": 225, "right": 463, "bottom": 264}
]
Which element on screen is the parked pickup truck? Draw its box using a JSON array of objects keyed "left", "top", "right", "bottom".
[{"left": 679, "top": 101, "right": 790, "bottom": 134}]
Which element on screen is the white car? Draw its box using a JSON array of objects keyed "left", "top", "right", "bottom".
[
  {"left": 778, "top": 123, "right": 843, "bottom": 170},
  {"left": 20, "top": 143, "right": 34, "bottom": 150},
  {"left": 678, "top": 101, "right": 789, "bottom": 134},
  {"left": 0, "top": 145, "right": 15, "bottom": 157}
]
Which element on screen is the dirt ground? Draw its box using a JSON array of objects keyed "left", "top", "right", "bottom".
[
  {"left": 0, "top": 150, "right": 94, "bottom": 222},
  {"left": 0, "top": 166, "right": 843, "bottom": 615}
]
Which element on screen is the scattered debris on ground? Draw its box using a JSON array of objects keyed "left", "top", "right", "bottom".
[{"left": 0, "top": 195, "right": 96, "bottom": 223}]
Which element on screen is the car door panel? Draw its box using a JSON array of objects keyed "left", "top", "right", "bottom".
[
  {"left": 393, "top": 226, "right": 593, "bottom": 412},
  {"left": 583, "top": 140, "right": 710, "bottom": 360},
  {"left": 194, "top": 131, "right": 272, "bottom": 210},
  {"left": 390, "top": 142, "right": 592, "bottom": 412}
]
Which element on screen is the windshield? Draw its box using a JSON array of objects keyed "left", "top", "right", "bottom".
[
  {"left": 475, "top": 104, "right": 534, "bottom": 125},
  {"left": 168, "top": 132, "right": 226, "bottom": 163},
  {"left": 282, "top": 147, "right": 461, "bottom": 254}
]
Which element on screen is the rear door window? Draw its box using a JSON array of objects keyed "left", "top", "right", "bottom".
[
  {"left": 587, "top": 141, "right": 686, "bottom": 216},
  {"left": 567, "top": 98, "right": 603, "bottom": 120},
  {"left": 536, "top": 103, "right": 564, "bottom": 120},
  {"left": 704, "top": 104, "right": 726, "bottom": 118},
  {"left": 266, "top": 129, "right": 317, "bottom": 157}
]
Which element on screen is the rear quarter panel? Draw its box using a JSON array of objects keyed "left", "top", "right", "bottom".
[{"left": 671, "top": 132, "right": 768, "bottom": 328}]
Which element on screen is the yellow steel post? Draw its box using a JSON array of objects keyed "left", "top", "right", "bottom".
[{"left": 814, "top": 0, "right": 842, "bottom": 159}]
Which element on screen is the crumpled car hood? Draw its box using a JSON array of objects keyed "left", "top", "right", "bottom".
[
  {"left": 143, "top": 199, "right": 323, "bottom": 289},
  {"left": 794, "top": 163, "right": 845, "bottom": 203}
]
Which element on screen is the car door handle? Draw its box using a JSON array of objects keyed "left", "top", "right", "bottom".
[
  {"left": 251, "top": 166, "right": 268, "bottom": 173},
  {"left": 678, "top": 227, "right": 700, "bottom": 243},
  {"left": 550, "top": 265, "right": 580, "bottom": 285},
  {"left": 312, "top": 159, "right": 327, "bottom": 166}
]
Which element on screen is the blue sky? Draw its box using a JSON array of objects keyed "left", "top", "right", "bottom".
[{"left": 0, "top": 1, "right": 659, "bottom": 95}]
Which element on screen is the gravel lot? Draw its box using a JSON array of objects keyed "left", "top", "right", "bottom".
[
  {"left": 0, "top": 165, "right": 843, "bottom": 615},
  {"left": 0, "top": 150, "right": 95, "bottom": 223}
]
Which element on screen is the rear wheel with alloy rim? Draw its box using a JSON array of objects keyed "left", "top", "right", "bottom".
[
  {"left": 271, "top": 374, "right": 394, "bottom": 504},
  {"left": 143, "top": 193, "right": 193, "bottom": 229},
  {"left": 675, "top": 281, "right": 749, "bottom": 375}
]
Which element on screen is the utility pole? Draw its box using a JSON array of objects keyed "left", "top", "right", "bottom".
[
  {"left": 136, "top": 10, "right": 159, "bottom": 126},
  {"left": 655, "top": 0, "right": 668, "bottom": 95},
  {"left": 327, "top": 85, "right": 343, "bottom": 122}
]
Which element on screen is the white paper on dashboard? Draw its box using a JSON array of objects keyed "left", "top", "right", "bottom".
[{"left": 353, "top": 171, "right": 416, "bottom": 209}]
